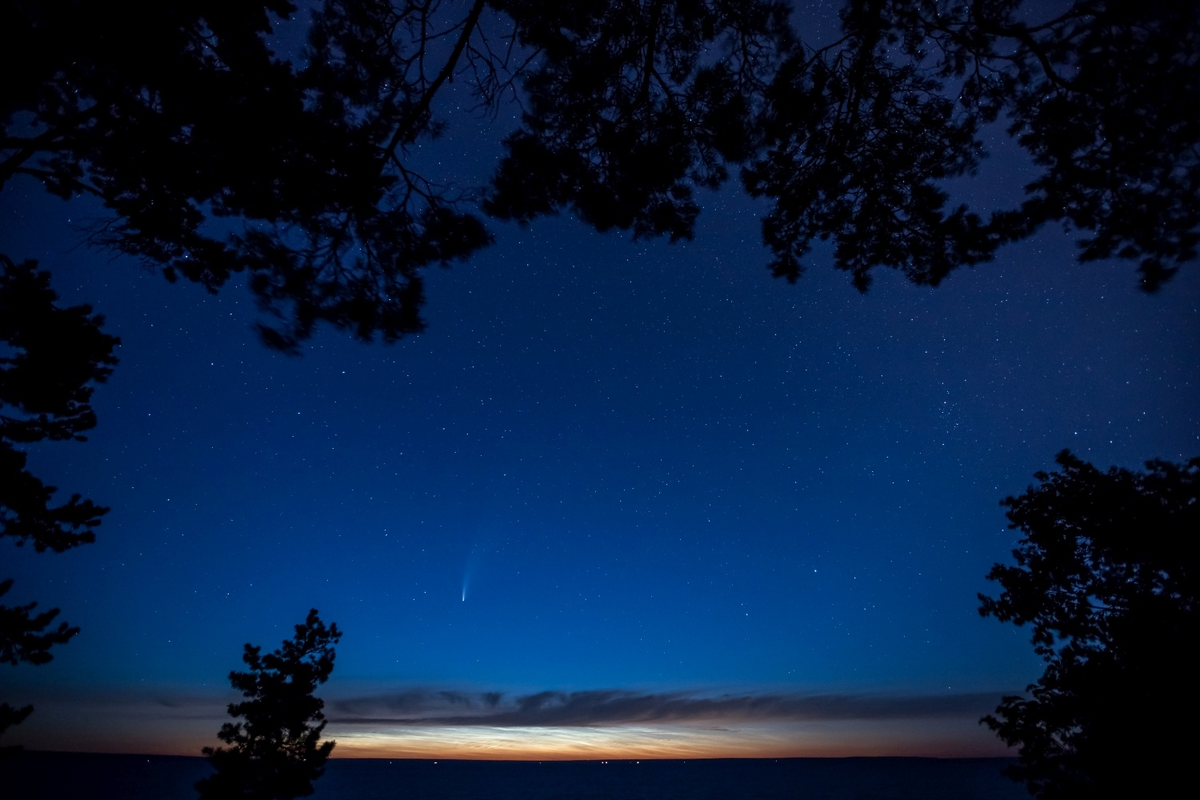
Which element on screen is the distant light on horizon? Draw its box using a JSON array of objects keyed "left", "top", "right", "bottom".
[
  {"left": 10, "top": 690, "right": 1010, "bottom": 760},
  {"left": 329, "top": 720, "right": 1009, "bottom": 760}
]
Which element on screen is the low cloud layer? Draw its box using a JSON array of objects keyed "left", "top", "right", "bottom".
[
  {"left": 8, "top": 685, "right": 1011, "bottom": 758},
  {"left": 329, "top": 688, "right": 1001, "bottom": 728}
]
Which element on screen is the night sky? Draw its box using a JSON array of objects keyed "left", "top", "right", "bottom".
[{"left": 3, "top": 48, "right": 1199, "bottom": 758}]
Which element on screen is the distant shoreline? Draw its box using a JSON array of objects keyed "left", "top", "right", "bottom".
[
  {"left": 14, "top": 750, "right": 1018, "bottom": 762},
  {"left": 3, "top": 752, "right": 1027, "bottom": 800}
]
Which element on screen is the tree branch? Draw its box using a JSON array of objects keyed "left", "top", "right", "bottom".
[{"left": 380, "top": 0, "right": 488, "bottom": 160}]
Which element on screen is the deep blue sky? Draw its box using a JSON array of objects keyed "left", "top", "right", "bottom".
[{"left": 3, "top": 21, "right": 1199, "bottom": 755}]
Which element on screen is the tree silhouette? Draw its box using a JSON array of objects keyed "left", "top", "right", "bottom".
[
  {"left": 484, "top": 0, "right": 795, "bottom": 243},
  {"left": 3, "top": 0, "right": 494, "bottom": 352},
  {"left": 4, "top": 1, "right": 1197, "bottom": 353},
  {"left": 979, "top": 450, "right": 1199, "bottom": 799},
  {"left": 0, "top": 256, "right": 119, "bottom": 751},
  {"left": 3, "top": 0, "right": 1195, "bottom": 757},
  {"left": 197, "top": 610, "right": 342, "bottom": 800},
  {"left": 740, "top": 0, "right": 1200, "bottom": 290}
]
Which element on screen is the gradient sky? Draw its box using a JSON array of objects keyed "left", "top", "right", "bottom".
[{"left": 3, "top": 8, "right": 1199, "bottom": 759}]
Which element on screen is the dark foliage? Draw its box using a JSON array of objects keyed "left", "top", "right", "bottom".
[
  {"left": 742, "top": 0, "right": 1200, "bottom": 289},
  {"left": 0, "top": 256, "right": 119, "bottom": 748},
  {"left": 2, "top": 1, "right": 1196, "bottom": 356},
  {"left": 0, "top": 702, "right": 33, "bottom": 758},
  {"left": 0, "top": 579, "right": 78, "bottom": 667},
  {"left": 2, "top": 0, "right": 492, "bottom": 352},
  {"left": 485, "top": 0, "right": 795, "bottom": 242},
  {"left": 0, "top": 257, "right": 119, "bottom": 552},
  {"left": 494, "top": 0, "right": 1200, "bottom": 291},
  {"left": 1, "top": 0, "right": 1194, "bottom": 759},
  {"left": 979, "top": 450, "right": 1200, "bottom": 799},
  {"left": 197, "top": 610, "right": 342, "bottom": 800},
  {"left": 0, "top": 577, "right": 76, "bottom": 753}
]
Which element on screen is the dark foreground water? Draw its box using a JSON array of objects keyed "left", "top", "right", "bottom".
[{"left": 2, "top": 752, "right": 1028, "bottom": 800}]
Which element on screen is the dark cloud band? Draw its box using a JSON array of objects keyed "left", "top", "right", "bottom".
[{"left": 329, "top": 688, "right": 1004, "bottom": 728}]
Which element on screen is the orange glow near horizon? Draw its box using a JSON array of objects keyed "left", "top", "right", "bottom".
[
  {"left": 333, "top": 724, "right": 799, "bottom": 761},
  {"left": 12, "top": 695, "right": 1012, "bottom": 760},
  {"left": 326, "top": 719, "right": 1010, "bottom": 761},
  {"left": 18, "top": 719, "right": 1011, "bottom": 761}
]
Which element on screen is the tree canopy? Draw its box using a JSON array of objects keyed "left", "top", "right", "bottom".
[
  {"left": 197, "top": 609, "right": 342, "bottom": 800},
  {"left": 3, "top": 0, "right": 1197, "bottom": 350},
  {"left": 0, "top": 256, "right": 119, "bottom": 751},
  {"left": 2, "top": 0, "right": 1197, "bottom": 759},
  {"left": 979, "top": 450, "right": 1199, "bottom": 799}
]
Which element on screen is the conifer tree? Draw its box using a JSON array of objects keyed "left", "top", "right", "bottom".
[{"left": 197, "top": 610, "right": 342, "bottom": 800}]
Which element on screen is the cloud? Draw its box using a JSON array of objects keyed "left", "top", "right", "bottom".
[{"left": 328, "top": 688, "right": 1002, "bottom": 728}]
